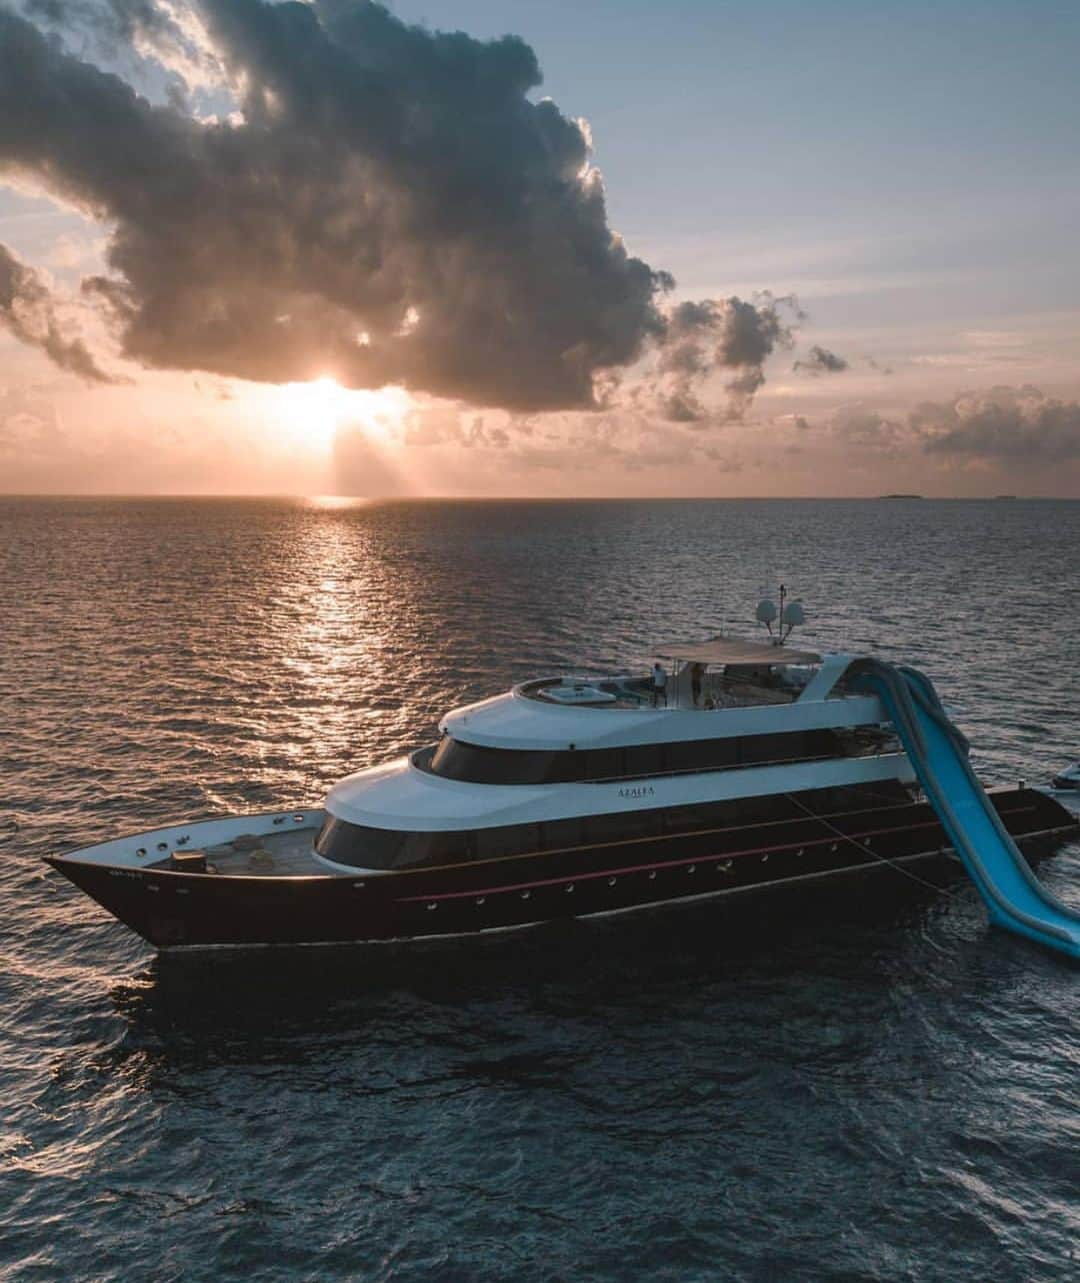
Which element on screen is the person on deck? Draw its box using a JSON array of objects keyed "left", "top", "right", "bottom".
[{"left": 651, "top": 661, "right": 667, "bottom": 707}]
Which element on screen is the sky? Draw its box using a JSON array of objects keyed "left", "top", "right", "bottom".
[{"left": 1, "top": 0, "right": 1078, "bottom": 497}]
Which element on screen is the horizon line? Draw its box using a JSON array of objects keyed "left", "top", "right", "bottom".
[{"left": 1, "top": 492, "right": 1073, "bottom": 503}]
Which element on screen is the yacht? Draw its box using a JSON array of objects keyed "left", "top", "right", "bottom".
[{"left": 46, "top": 615, "right": 1078, "bottom": 953}]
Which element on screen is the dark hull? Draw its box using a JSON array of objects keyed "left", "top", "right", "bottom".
[{"left": 48, "top": 789, "right": 1077, "bottom": 950}]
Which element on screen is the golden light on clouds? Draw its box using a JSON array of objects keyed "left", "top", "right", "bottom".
[{"left": 262, "top": 377, "right": 411, "bottom": 453}]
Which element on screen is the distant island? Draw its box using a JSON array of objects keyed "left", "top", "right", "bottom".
[
  {"left": 994, "top": 494, "right": 1017, "bottom": 500},
  {"left": 879, "top": 493, "right": 924, "bottom": 499}
]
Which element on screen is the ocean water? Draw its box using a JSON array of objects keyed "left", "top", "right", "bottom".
[{"left": 1, "top": 496, "right": 1078, "bottom": 1283}]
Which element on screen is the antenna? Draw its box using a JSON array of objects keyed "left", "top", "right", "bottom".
[
  {"left": 757, "top": 584, "right": 806, "bottom": 645},
  {"left": 755, "top": 596, "right": 778, "bottom": 637},
  {"left": 779, "top": 585, "right": 806, "bottom": 643}
]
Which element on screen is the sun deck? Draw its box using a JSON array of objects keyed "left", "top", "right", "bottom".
[
  {"left": 523, "top": 672, "right": 800, "bottom": 710},
  {"left": 521, "top": 636, "right": 827, "bottom": 713}
]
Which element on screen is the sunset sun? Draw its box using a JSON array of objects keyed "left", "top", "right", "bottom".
[{"left": 268, "top": 377, "right": 411, "bottom": 452}]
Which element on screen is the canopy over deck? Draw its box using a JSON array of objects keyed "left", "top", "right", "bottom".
[{"left": 655, "top": 636, "right": 822, "bottom": 666}]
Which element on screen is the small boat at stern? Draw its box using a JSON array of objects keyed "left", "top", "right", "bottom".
[{"left": 47, "top": 625, "right": 1079, "bottom": 955}]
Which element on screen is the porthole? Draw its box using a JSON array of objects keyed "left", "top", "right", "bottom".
[
  {"left": 177, "top": 836, "right": 189, "bottom": 846},
  {"left": 136, "top": 848, "right": 147, "bottom": 857},
  {"left": 796, "top": 848, "right": 805, "bottom": 857},
  {"left": 761, "top": 854, "right": 769, "bottom": 863},
  {"left": 565, "top": 884, "right": 574, "bottom": 894},
  {"left": 608, "top": 877, "right": 617, "bottom": 887},
  {"left": 521, "top": 890, "right": 531, "bottom": 900},
  {"left": 475, "top": 896, "right": 486, "bottom": 906},
  {"left": 273, "top": 816, "right": 286, "bottom": 826},
  {"left": 156, "top": 842, "right": 168, "bottom": 852},
  {"left": 293, "top": 814, "right": 305, "bottom": 823},
  {"left": 719, "top": 859, "right": 733, "bottom": 873},
  {"left": 647, "top": 871, "right": 657, "bottom": 880},
  {"left": 426, "top": 902, "right": 438, "bottom": 911},
  {"left": 687, "top": 865, "right": 696, "bottom": 874},
  {"left": 353, "top": 882, "right": 366, "bottom": 889},
  {"left": 830, "top": 842, "right": 838, "bottom": 853}
]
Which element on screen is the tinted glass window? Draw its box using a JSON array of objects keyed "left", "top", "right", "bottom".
[
  {"left": 317, "top": 817, "right": 551, "bottom": 869},
  {"left": 316, "top": 818, "right": 474, "bottom": 870},
  {"left": 665, "top": 738, "right": 736, "bottom": 772},
  {"left": 624, "top": 743, "right": 667, "bottom": 776},
  {"left": 315, "top": 816, "right": 408, "bottom": 869},
  {"left": 399, "top": 831, "right": 472, "bottom": 866},
  {"left": 430, "top": 737, "right": 565, "bottom": 784},
  {"left": 427, "top": 729, "right": 843, "bottom": 787},
  {"left": 317, "top": 777, "right": 908, "bottom": 872},
  {"left": 583, "top": 748, "right": 622, "bottom": 780}
]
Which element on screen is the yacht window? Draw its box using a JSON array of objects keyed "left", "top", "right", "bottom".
[
  {"left": 426, "top": 729, "right": 845, "bottom": 787},
  {"left": 399, "top": 831, "right": 472, "bottom": 866},
  {"left": 665, "top": 738, "right": 737, "bottom": 772},
  {"left": 315, "top": 816, "right": 408, "bottom": 869},
  {"left": 583, "top": 748, "right": 624, "bottom": 780},
  {"left": 623, "top": 743, "right": 668, "bottom": 777},
  {"left": 316, "top": 819, "right": 472, "bottom": 870},
  {"left": 315, "top": 780, "right": 907, "bottom": 873},
  {"left": 430, "top": 737, "right": 569, "bottom": 785}
]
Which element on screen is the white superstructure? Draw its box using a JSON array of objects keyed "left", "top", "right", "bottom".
[{"left": 321, "top": 642, "right": 914, "bottom": 848}]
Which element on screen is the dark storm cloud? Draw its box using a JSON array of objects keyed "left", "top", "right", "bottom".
[
  {"left": 0, "top": 1, "right": 793, "bottom": 416},
  {"left": 0, "top": 1, "right": 664, "bottom": 408},
  {"left": 0, "top": 242, "right": 115, "bottom": 382},
  {"left": 794, "top": 344, "right": 848, "bottom": 375},
  {"left": 911, "top": 385, "right": 1080, "bottom": 460},
  {"left": 656, "top": 293, "right": 800, "bottom": 422}
]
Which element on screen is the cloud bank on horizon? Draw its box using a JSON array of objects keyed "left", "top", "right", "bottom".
[{"left": 0, "top": 0, "right": 806, "bottom": 419}]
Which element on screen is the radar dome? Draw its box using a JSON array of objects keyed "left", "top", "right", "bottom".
[
  {"left": 781, "top": 601, "right": 806, "bottom": 627},
  {"left": 756, "top": 599, "right": 778, "bottom": 624}
]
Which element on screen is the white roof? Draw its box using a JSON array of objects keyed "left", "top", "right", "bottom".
[{"left": 655, "top": 636, "right": 821, "bottom": 666}]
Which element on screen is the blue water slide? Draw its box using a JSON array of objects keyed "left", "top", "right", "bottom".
[{"left": 847, "top": 659, "right": 1080, "bottom": 961}]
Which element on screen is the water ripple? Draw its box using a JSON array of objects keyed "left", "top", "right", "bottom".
[{"left": 1, "top": 497, "right": 1078, "bottom": 1282}]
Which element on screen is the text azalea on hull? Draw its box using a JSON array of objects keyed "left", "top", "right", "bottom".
[{"left": 47, "top": 597, "right": 1080, "bottom": 958}]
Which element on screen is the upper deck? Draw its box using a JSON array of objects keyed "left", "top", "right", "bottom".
[
  {"left": 441, "top": 650, "right": 884, "bottom": 752},
  {"left": 521, "top": 669, "right": 799, "bottom": 712},
  {"left": 523, "top": 634, "right": 828, "bottom": 710}
]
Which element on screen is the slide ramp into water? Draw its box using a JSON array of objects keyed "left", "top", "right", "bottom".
[{"left": 848, "top": 659, "right": 1080, "bottom": 961}]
